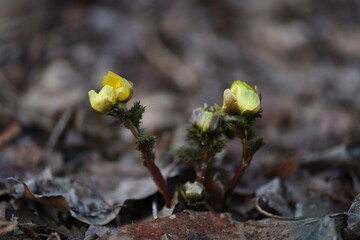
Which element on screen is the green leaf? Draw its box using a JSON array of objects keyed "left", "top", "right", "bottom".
[
  {"left": 128, "top": 101, "right": 146, "bottom": 128},
  {"left": 248, "top": 137, "right": 265, "bottom": 157},
  {"left": 173, "top": 146, "right": 203, "bottom": 163},
  {"left": 135, "top": 136, "right": 156, "bottom": 161},
  {"left": 205, "top": 140, "right": 227, "bottom": 156}
]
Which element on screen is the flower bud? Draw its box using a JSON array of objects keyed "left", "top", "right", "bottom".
[
  {"left": 221, "top": 81, "right": 261, "bottom": 116},
  {"left": 192, "top": 108, "right": 219, "bottom": 133},
  {"left": 183, "top": 181, "right": 205, "bottom": 203}
]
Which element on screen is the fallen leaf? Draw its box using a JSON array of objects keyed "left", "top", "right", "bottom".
[{"left": 14, "top": 169, "right": 120, "bottom": 225}]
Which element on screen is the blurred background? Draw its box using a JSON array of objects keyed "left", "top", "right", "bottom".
[{"left": 1, "top": 0, "right": 360, "bottom": 189}]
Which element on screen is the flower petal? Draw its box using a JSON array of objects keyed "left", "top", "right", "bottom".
[
  {"left": 88, "top": 90, "right": 102, "bottom": 112},
  {"left": 102, "top": 71, "right": 134, "bottom": 103},
  {"left": 231, "top": 81, "right": 254, "bottom": 92},
  {"left": 88, "top": 85, "right": 117, "bottom": 114},
  {"left": 236, "top": 89, "right": 261, "bottom": 115},
  {"left": 115, "top": 87, "right": 130, "bottom": 102},
  {"left": 222, "top": 89, "right": 241, "bottom": 115},
  {"left": 102, "top": 71, "right": 122, "bottom": 89},
  {"left": 221, "top": 81, "right": 261, "bottom": 116}
]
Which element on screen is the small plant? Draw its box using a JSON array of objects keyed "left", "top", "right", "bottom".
[
  {"left": 88, "top": 71, "right": 172, "bottom": 207},
  {"left": 175, "top": 81, "right": 264, "bottom": 211},
  {"left": 89, "top": 72, "right": 264, "bottom": 212}
]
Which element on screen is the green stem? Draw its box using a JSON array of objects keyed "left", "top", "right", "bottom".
[{"left": 124, "top": 123, "right": 141, "bottom": 139}]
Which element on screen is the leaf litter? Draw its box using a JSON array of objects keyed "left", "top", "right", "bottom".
[{"left": 0, "top": 0, "right": 360, "bottom": 239}]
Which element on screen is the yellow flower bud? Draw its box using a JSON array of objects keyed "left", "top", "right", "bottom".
[
  {"left": 192, "top": 108, "right": 219, "bottom": 133},
  {"left": 88, "top": 85, "right": 117, "bottom": 114},
  {"left": 221, "top": 81, "right": 261, "bottom": 116},
  {"left": 102, "top": 71, "right": 133, "bottom": 103}
]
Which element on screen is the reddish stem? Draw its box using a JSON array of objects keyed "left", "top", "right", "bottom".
[
  {"left": 197, "top": 153, "right": 213, "bottom": 188},
  {"left": 223, "top": 160, "right": 249, "bottom": 204},
  {"left": 125, "top": 123, "right": 172, "bottom": 207},
  {"left": 223, "top": 138, "right": 253, "bottom": 209},
  {"left": 144, "top": 157, "right": 172, "bottom": 207}
]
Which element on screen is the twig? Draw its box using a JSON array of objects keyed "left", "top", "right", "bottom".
[
  {"left": 0, "top": 122, "right": 21, "bottom": 148},
  {"left": 152, "top": 197, "right": 158, "bottom": 219},
  {"left": 308, "top": 184, "right": 351, "bottom": 204},
  {"left": 255, "top": 197, "right": 308, "bottom": 221},
  {"left": 131, "top": 13, "right": 198, "bottom": 90},
  {"left": 47, "top": 106, "right": 74, "bottom": 150}
]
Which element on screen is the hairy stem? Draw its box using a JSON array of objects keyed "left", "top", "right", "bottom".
[
  {"left": 125, "top": 123, "right": 141, "bottom": 139},
  {"left": 125, "top": 122, "right": 172, "bottom": 207}
]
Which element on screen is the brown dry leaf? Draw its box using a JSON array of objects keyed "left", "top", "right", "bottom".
[
  {"left": 22, "top": 183, "right": 70, "bottom": 212},
  {"left": 14, "top": 169, "right": 120, "bottom": 225},
  {"left": 0, "top": 122, "right": 21, "bottom": 149},
  {"left": 0, "top": 220, "right": 17, "bottom": 235}
]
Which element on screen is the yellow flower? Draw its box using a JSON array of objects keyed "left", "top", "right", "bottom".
[
  {"left": 88, "top": 85, "right": 117, "bottom": 114},
  {"left": 221, "top": 81, "right": 261, "bottom": 116},
  {"left": 102, "top": 71, "right": 133, "bottom": 103},
  {"left": 88, "top": 71, "right": 134, "bottom": 113}
]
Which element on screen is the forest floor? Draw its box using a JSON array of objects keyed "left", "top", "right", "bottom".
[{"left": 0, "top": 0, "right": 360, "bottom": 239}]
